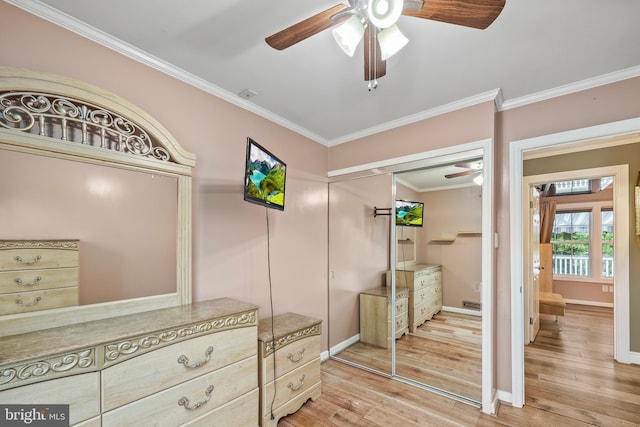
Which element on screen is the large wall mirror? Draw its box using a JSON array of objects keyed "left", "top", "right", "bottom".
[
  {"left": 0, "top": 67, "right": 195, "bottom": 336},
  {"left": 328, "top": 140, "right": 493, "bottom": 411}
]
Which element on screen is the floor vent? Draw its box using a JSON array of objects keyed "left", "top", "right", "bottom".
[{"left": 463, "top": 301, "right": 481, "bottom": 310}]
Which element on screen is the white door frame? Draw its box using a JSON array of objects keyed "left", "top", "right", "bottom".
[{"left": 509, "top": 117, "right": 639, "bottom": 408}]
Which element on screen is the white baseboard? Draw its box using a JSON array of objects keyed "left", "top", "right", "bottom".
[
  {"left": 320, "top": 350, "right": 330, "bottom": 362},
  {"left": 442, "top": 306, "right": 482, "bottom": 317},
  {"left": 629, "top": 351, "right": 640, "bottom": 365},
  {"left": 564, "top": 299, "right": 613, "bottom": 308},
  {"left": 329, "top": 333, "right": 360, "bottom": 356}
]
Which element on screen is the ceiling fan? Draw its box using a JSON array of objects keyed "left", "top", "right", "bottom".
[
  {"left": 445, "top": 160, "right": 483, "bottom": 181},
  {"left": 265, "top": 0, "right": 505, "bottom": 89}
]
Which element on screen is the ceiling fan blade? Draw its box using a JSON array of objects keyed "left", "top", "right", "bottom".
[
  {"left": 445, "top": 170, "right": 479, "bottom": 179},
  {"left": 403, "top": 0, "right": 506, "bottom": 30},
  {"left": 364, "top": 26, "right": 386, "bottom": 81},
  {"left": 265, "top": 4, "right": 350, "bottom": 50}
]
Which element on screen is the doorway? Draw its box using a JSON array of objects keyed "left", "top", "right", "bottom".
[{"left": 509, "top": 118, "right": 638, "bottom": 408}]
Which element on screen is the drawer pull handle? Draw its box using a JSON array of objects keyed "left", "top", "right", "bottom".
[
  {"left": 177, "top": 346, "right": 214, "bottom": 369},
  {"left": 15, "top": 296, "right": 41, "bottom": 307},
  {"left": 287, "top": 347, "right": 305, "bottom": 363},
  {"left": 14, "top": 276, "right": 42, "bottom": 287},
  {"left": 287, "top": 374, "right": 305, "bottom": 392},
  {"left": 14, "top": 255, "right": 42, "bottom": 265},
  {"left": 178, "top": 385, "right": 214, "bottom": 410}
]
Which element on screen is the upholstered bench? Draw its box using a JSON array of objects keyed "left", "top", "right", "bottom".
[{"left": 540, "top": 291, "right": 566, "bottom": 330}]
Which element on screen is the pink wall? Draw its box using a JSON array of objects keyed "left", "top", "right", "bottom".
[
  {"left": 421, "top": 186, "right": 483, "bottom": 309},
  {"left": 0, "top": 3, "right": 329, "bottom": 336},
  {"left": 4, "top": 1, "right": 640, "bottom": 399},
  {"left": 329, "top": 102, "right": 496, "bottom": 171},
  {"left": 0, "top": 150, "right": 176, "bottom": 304},
  {"left": 328, "top": 174, "right": 392, "bottom": 346}
]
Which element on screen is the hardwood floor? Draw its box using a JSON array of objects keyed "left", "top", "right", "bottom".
[
  {"left": 279, "top": 304, "right": 640, "bottom": 426},
  {"left": 334, "top": 311, "right": 482, "bottom": 402}
]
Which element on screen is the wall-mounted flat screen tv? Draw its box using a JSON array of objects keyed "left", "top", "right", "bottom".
[
  {"left": 243, "top": 137, "right": 287, "bottom": 211},
  {"left": 395, "top": 199, "right": 424, "bottom": 227}
]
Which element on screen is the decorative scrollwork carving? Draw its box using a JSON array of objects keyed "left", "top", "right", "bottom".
[
  {"left": 0, "top": 348, "right": 95, "bottom": 388},
  {"left": 104, "top": 311, "right": 257, "bottom": 363},
  {"left": 264, "top": 323, "right": 321, "bottom": 357},
  {"left": 0, "top": 91, "right": 174, "bottom": 163}
]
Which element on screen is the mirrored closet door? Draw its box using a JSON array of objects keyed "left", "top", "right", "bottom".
[{"left": 328, "top": 147, "right": 491, "bottom": 407}]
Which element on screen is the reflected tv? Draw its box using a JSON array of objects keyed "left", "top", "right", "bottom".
[
  {"left": 243, "top": 137, "right": 287, "bottom": 211},
  {"left": 395, "top": 199, "right": 424, "bottom": 227}
]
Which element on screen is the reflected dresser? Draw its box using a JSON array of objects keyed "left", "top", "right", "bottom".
[
  {"left": 0, "top": 298, "right": 259, "bottom": 426},
  {"left": 387, "top": 264, "right": 442, "bottom": 332},
  {"left": 0, "top": 240, "right": 79, "bottom": 315},
  {"left": 359, "top": 286, "right": 409, "bottom": 348},
  {"left": 257, "top": 313, "right": 322, "bottom": 427}
]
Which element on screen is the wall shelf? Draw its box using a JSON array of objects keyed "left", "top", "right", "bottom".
[
  {"left": 457, "top": 231, "right": 482, "bottom": 237},
  {"left": 428, "top": 238, "right": 456, "bottom": 245}
]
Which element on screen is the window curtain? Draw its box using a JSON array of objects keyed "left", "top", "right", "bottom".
[{"left": 540, "top": 199, "right": 556, "bottom": 244}]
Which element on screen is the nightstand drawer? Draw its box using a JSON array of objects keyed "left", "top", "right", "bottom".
[
  {"left": 262, "top": 334, "right": 320, "bottom": 384},
  {"left": 261, "top": 358, "right": 321, "bottom": 418}
]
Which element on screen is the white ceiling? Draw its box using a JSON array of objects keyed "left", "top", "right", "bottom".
[{"left": 10, "top": 0, "right": 640, "bottom": 149}]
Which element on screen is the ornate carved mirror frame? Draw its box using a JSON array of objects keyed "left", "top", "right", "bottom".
[{"left": 0, "top": 67, "right": 196, "bottom": 335}]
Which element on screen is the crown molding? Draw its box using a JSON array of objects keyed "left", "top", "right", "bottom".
[
  {"left": 6, "top": 0, "right": 330, "bottom": 146},
  {"left": 9, "top": 0, "right": 640, "bottom": 147},
  {"left": 327, "top": 89, "right": 502, "bottom": 147},
  {"left": 500, "top": 65, "right": 640, "bottom": 111}
]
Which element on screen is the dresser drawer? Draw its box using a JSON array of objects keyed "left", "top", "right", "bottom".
[
  {"left": 261, "top": 358, "right": 321, "bottom": 418},
  {"left": 0, "top": 373, "right": 100, "bottom": 426},
  {"left": 261, "top": 334, "right": 320, "bottom": 384},
  {"left": 184, "top": 388, "right": 258, "bottom": 427},
  {"left": 102, "top": 326, "right": 257, "bottom": 411},
  {"left": 0, "top": 248, "right": 78, "bottom": 271},
  {"left": 102, "top": 355, "right": 257, "bottom": 427},
  {"left": 0, "top": 286, "right": 78, "bottom": 315},
  {"left": 0, "top": 268, "right": 78, "bottom": 294}
]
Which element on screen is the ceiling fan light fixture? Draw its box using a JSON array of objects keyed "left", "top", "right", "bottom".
[
  {"left": 377, "top": 24, "right": 408, "bottom": 60},
  {"left": 367, "top": 0, "right": 404, "bottom": 29},
  {"left": 332, "top": 15, "right": 365, "bottom": 57}
]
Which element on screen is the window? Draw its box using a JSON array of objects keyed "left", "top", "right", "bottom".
[
  {"left": 602, "top": 209, "right": 614, "bottom": 278},
  {"left": 552, "top": 211, "right": 591, "bottom": 276},
  {"left": 550, "top": 205, "right": 613, "bottom": 280}
]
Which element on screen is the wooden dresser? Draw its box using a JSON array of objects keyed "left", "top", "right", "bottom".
[
  {"left": 0, "top": 298, "right": 259, "bottom": 426},
  {"left": 387, "top": 264, "right": 442, "bottom": 332},
  {"left": 257, "top": 313, "right": 322, "bottom": 427},
  {"left": 0, "top": 240, "right": 79, "bottom": 315},
  {"left": 359, "top": 286, "right": 409, "bottom": 348}
]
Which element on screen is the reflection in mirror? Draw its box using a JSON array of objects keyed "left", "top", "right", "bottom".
[
  {"left": 393, "top": 162, "right": 483, "bottom": 403},
  {"left": 0, "top": 149, "right": 178, "bottom": 307},
  {"left": 328, "top": 174, "right": 393, "bottom": 375},
  {"left": 0, "top": 67, "right": 195, "bottom": 336}
]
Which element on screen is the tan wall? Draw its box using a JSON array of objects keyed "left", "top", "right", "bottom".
[{"left": 0, "top": 3, "right": 329, "bottom": 337}]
